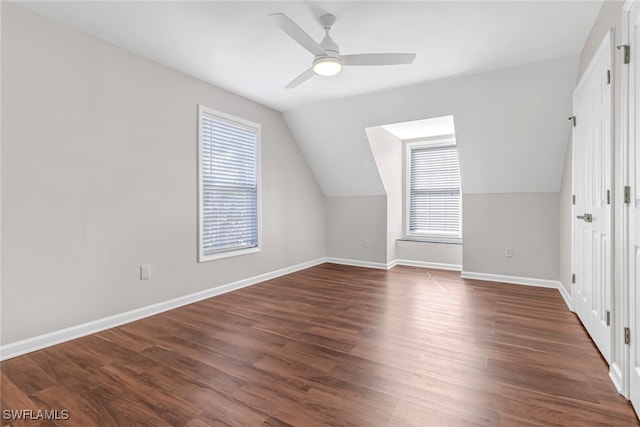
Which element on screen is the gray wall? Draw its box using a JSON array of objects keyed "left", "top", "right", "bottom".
[
  {"left": 366, "top": 127, "right": 403, "bottom": 263},
  {"left": 559, "top": 0, "right": 625, "bottom": 374},
  {"left": 396, "top": 241, "right": 462, "bottom": 267},
  {"left": 325, "top": 191, "right": 558, "bottom": 279},
  {"left": 1, "top": 4, "right": 325, "bottom": 345},
  {"left": 325, "top": 196, "right": 387, "bottom": 264},
  {"left": 463, "top": 193, "right": 560, "bottom": 280}
]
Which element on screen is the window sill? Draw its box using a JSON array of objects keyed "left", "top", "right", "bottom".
[
  {"left": 199, "top": 246, "right": 261, "bottom": 263},
  {"left": 398, "top": 237, "right": 462, "bottom": 245}
]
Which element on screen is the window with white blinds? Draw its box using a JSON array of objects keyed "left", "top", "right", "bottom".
[
  {"left": 198, "top": 106, "right": 260, "bottom": 262},
  {"left": 407, "top": 140, "right": 461, "bottom": 241}
]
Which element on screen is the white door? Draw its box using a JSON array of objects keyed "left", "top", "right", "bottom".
[
  {"left": 573, "top": 31, "right": 613, "bottom": 363},
  {"left": 628, "top": 0, "right": 640, "bottom": 415}
]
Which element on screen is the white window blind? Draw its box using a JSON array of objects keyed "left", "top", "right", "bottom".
[
  {"left": 408, "top": 143, "right": 461, "bottom": 238},
  {"left": 199, "top": 106, "right": 260, "bottom": 261}
]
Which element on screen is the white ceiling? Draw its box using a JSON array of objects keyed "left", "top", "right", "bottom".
[{"left": 16, "top": 1, "right": 602, "bottom": 112}]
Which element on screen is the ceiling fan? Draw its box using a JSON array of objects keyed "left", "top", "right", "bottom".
[{"left": 269, "top": 13, "right": 416, "bottom": 89}]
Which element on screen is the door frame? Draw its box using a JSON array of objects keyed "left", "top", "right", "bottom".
[
  {"left": 571, "top": 28, "right": 615, "bottom": 365},
  {"left": 621, "top": 0, "right": 636, "bottom": 401}
]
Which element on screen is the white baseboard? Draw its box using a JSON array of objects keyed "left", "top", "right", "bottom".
[
  {"left": 610, "top": 362, "right": 624, "bottom": 395},
  {"left": 394, "top": 259, "right": 462, "bottom": 271},
  {"left": 325, "top": 257, "right": 389, "bottom": 270},
  {"left": 461, "top": 271, "right": 575, "bottom": 312},
  {"left": 0, "top": 257, "right": 326, "bottom": 361},
  {"left": 325, "top": 258, "right": 462, "bottom": 272},
  {"left": 557, "top": 282, "right": 574, "bottom": 312},
  {"left": 461, "top": 271, "right": 561, "bottom": 289}
]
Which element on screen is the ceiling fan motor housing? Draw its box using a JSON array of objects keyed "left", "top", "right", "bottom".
[{"left": 318, "top": 13, "right": 337, "bottom": 30}]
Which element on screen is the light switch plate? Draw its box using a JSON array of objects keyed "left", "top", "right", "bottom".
[{"left": 140, "top": 264, "right": 151, "bottom": 280}]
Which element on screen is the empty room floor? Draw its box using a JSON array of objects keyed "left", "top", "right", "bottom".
[{"left": 1, "top": 264, "right": 637, "bottom": 426}]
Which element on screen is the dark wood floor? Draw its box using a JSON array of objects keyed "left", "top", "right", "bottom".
[{"left": 1, "top": 264, "right": 638, "bottom": 426}]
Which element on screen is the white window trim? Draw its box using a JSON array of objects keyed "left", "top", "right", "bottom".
[
  {"left": 198, "top": 105, "right": 262, "bottom": 262},
  {"left": 405, "top": 136, "right": 462, "bottom": 244}
]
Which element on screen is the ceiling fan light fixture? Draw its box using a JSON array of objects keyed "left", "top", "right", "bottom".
[
  {"left": 312, "top": 56, "right": 343, "bottom": 76},
  {"left": 270, "top": 12, "right": 415, "bottom": 88}
]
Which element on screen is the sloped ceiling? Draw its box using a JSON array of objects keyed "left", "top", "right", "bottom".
[{"left": 284, "top": 55, "right": 579, "bottom": 196}]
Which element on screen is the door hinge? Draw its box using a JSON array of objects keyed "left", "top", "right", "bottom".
[
  {"left": 624, "top": 186, "right": 631, "bottom": 204},
  {"left": 572, "top": 194, "right": 576, "bottom": 205},
  {"left": 625, "top": 327, "right": 631, "bottom": 345},
  {"left": 607, "top": 189, "right": 610, "bottom": 205},
  {"left": 607, "top": 69, "right": 611, "bottom": 84},
  {"left": 606, "top": 310, "right": 611, "bottom": 326},
  {"left": 568, "top": 115, "right": 576, "bottom": 127},
  {"left": 572, "top": 273, "right": 576, "bottom": 284},
  {"left": 618, "top": 44, "right": 630, "bottom": 64}
]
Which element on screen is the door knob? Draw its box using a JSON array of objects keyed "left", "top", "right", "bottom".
[{"left": 577, "top": 213, "right": 593, "bottom": 223}]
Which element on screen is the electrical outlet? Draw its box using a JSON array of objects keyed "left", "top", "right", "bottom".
[
  {"left": 363, "top": 239, "right": 371, "bottom": 248},
  {"left": 140, "top": 264, "right": 151, "bottom": 280},
  {"left": 505, "top": 247, "right": 513, "bottom": 257}
]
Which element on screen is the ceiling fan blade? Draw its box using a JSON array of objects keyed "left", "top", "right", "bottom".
[
  {"left": 342, "top": 53, "right": 416, "bottom": 66},
  {"left": 285, "top": 68, "right": 315, "bottom": 89},
  {"left": 269, "top": 13, "right": 326, "bottom": 57}
]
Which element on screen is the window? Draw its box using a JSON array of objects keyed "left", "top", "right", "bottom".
[
  {"left": 406, "top": 138, "right": 462, "bottom": 242},
  {"left": 198, "top": 105, "right": 260, "bottom": 262}
]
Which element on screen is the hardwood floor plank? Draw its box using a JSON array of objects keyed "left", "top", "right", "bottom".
[
  {"left": 1, "top": 264, "right": 638, "bottom": 426},
  {"left": 389, "top": 399, "right": 490, "bottom": 427},
  {"left": 96, "top": 363, "right": 202, "bottom": 426},
  {"left": 140, "top": 346, "right": 247, "bottom": 397},
  {"left": 183, "top": 420, "right": 214, "bottom": 427},
  {"left": 1, "top": 356, "right": 57, "bottom": 395},
  {"left": 30, "top": 386, "right": 103, "bottom": 427},
  {"left": 0, "top": 373, "right": 35, "bottom": 413}
]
